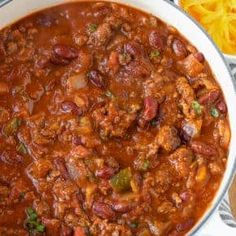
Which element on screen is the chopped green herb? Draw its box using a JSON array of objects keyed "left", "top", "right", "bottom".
[
  {"left": 3, "top": 117, "right": 21, "bottom": 136},
  {"left": 105, "top": 90, "right": 114, "bottom": 98},
  {"left": 211, "top": 107, "right": 220, "bottom": 118},
  {"left": 149, "top": 50, "right": 160, "bottom": 59},
  {"left": 110, "top": 168, "right": 132, "bottom": 193},
  {"left": 25, "top": 208, "right": 45, "bottom": 234},
  {"left": 192, "top": 101, "right": 202, "bottom": 115},
  {"left": 88, "top": 23, "right": 98, "bottom": 33},
  {"left": 142, "top": 160, "right": 150, "bottom": 171},
  {"left": 17, "top": 142, "right": 28, "bottom": 155},
  {"left": 119, "top": 53, "right": 131, "bottom": 65},
  {"left": 151, "top": 119, "right": 158, "bottom": 126},
  {"left": 130, "top": 221, "right": 139, "bottom": 229},
  {"left": 19, "top": 192, "right": 25, "bottom": 201}
]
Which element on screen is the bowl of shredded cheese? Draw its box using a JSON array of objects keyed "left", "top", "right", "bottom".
[{"left": 174, "top": 0, "right": 236, "bottom": 62}]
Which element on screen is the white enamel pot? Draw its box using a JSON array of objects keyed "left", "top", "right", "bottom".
[{"left": 0, "top": 0, "right": 236, "bottom": 235}]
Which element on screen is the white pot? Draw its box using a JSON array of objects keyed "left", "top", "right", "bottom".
[
  {"left": 0, "top": 0, "right": 236, "bottom": 235},
  {"left": 173, "top": 0, "right": 236, "bottom": 64}
]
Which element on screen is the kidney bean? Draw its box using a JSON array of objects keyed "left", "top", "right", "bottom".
[
  {"left": 143, "top": 97, "right": 158, "bottom": 121},
  {"left": 111, "top": 201, "right": 133, "bottom": 213},
  {"left": 194, "top": 52, "right": 205, "bottom": 63},
  {"left": 92, "top": 202, "right": 116, "bottom": 220},
  {"left": 51, "top": 44, "right": 78, "bottom": 65},
  {"left": 198, "top": 90, "right": 220, "bottom": 105},
  {"left": 95, "top": 166, "right": 117, "bottom": 179},
  {"left": 190, "top": 141, "right": 217, "bottom": 156},
  {"left": 216, "top": 100, "right": 227, "bottom": 114},
  {"left": 72, "top": 135, "right": 83, "bottom": 146},
  {"left": 54, "top": 158, "right": 70, "bottom": 180},
  {"left": 149, "top": 30, "right": 165, "bottom": 51},
  {"left": 179, "top": 191, "right": 191, "bottom": 202},
  {"left": 61, "top": 101, "right": 82, "bottom": 116},
  {"left": 172, "top": 39, "right": 188, "bottom": 58},
  {"left": 176, "top": 219, "right": 194, "bottom": 232},
  {"left": 87, "top": 70, "right": 105, "bottom": 88},
  {"left": 124, "top": 41, "right": 143, "bottom": 58}
]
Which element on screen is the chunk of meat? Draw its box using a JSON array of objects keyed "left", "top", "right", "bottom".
[
  {"left": 176, "top": 77, "right": 195, "bottom": 118},
  {"left": 73, "top": 227, "right": 86, "bottom": 236},
  {"left": 169, "top": 147, "right": 193, "bottom": 177},
  {"left": 107, "top": 51, "right": 119, "bottom": 74},
  {"left": 0, "top": 81, "right": 9, "bottom": 94},
  {"left": 92, "top": 101, "right": 140, "bottom": 138},
  {"left": 158, "top": 126, "right": 181, "bottom": 153},
  {"left": 177, "top": 54, "right": 204, "bottom": 77},
  {"left": 88, "top": 23, "right": 112, "bottom": 47},
  {"left": 181, "top": 118, "right": 202, "bottom": 140},
  {"left": 27, "top": 159, "right": 53, "bottom": 180}
]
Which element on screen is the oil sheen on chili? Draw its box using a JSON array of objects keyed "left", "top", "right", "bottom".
[{"left": 0, "top": 1, "right": 230, "bottom": 236}]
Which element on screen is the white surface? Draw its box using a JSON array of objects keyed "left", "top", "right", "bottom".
[{"left": 0, "top": 0, "right": 236, "bottom": 235}]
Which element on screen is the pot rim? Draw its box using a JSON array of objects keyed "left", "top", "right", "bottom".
[{"left": 0, "top": 0, "right": 236, "bottom": 235}]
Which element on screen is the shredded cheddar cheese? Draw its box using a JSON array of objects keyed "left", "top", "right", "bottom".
[{"left": 180, "top": 0, "right": 236, "bottom": 55}]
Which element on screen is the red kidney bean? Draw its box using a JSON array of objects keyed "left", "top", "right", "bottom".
[
  {"left": 51, "top": 44, "right": 78, "bottom": 65},
  {"left": 194, "top": 52, "right": 205, "bottom": 63},
  {"left": 198, "top": 90, "right": 220, "bottom": 105},
  {"left": 54, "top": 158, "right": 70, "bottom": 180},
  {"left": 111, "top": 201, "right": 133, "bottom": 213},
  {"left": 172, "top": 39, "right": 188, "bottom": 58},
  {"left": 87, "top": 70, "right": 105, "bottom": 88},
  {"left": 149, "top": 30, "right": 165, "bottom": 51},
  {"left": 92, "top": 202, "right": 116, "bottom": 220},
  {"left": 95, "top": 166, "right": 117, "bottom": 179},
  {"left": 176, "top": 219, "right": 194, "bottom": 232},
  {"left": 124, "top": 41, "right": 143, "bottom": 58},
  {"left": 216, "top": 100, "right": 227, "bottom": 114},
  {"left": 190, "top": 141, "right": 217, "bottom": 156},
  {"left": 61, "top": 101, "right": 82, "bottom": 116},
  {"left": 180, "top": 191, "right": 191, "bottom": 202},
  {"left": 72, "top": 135, "right": 83, "bottom": 146},
  {"left": 143, "top": 97, "right": 158, "bottom": 121}
]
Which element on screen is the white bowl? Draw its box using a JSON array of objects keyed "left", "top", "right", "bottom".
[
  {"left": 0, "top": 0, "right": 236, "bottom": 235},
  {"left": 173, "top": 0, "right": 236, "bottom": 64}
]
